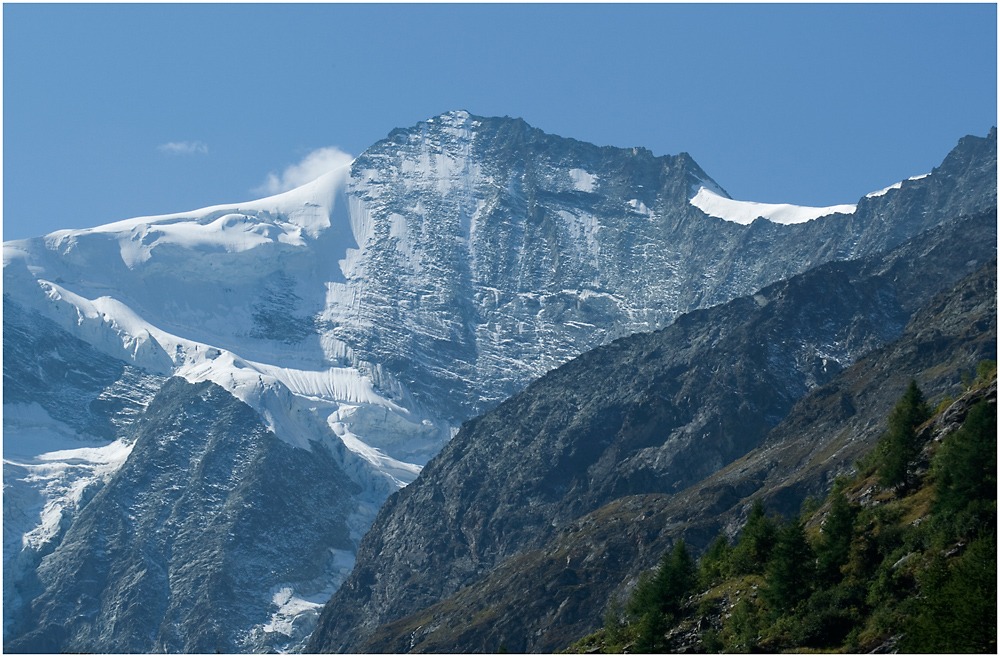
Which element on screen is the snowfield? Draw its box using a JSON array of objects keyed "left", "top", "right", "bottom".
[
  {"left": 689, "top": 185, "right": 857, "bottom": 225},
  {"left": 866, "top": 173, "right": 931, "bottom": 198}
]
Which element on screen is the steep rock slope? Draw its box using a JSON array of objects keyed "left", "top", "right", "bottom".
[
  {"left": 5, "top": 378, "right": 359, "bottom": 654},
  {"left": 3, "top": 297, "right": 165, "bottom": 639},
  {"left": 3, "top": 114, "right": 995, "bottom": 652},
  {"left": 308, "top": 209, "right": 996, "bottom": 653}
]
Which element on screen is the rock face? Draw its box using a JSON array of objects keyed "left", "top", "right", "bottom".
[
  {"left": 2, "top": 112, "right": 995, "bottom": 653},
  {"left": 307, "top": 210, "right": 997, "bottom": 654},
  {"left": 340, "top": 118, "right": 996, "bottom": 421},
  {"left": 5, "top": 378, "right": 359, "bottom": 654}
]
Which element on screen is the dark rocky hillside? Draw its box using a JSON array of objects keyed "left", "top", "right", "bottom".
[
  {"left": 2, "top": 296, "right": 164, "bottom": 442},
  {"left": 308, "top": 208, "right": 996, "bottom": 653},
  {"left": 566, "top": 374, "right": 996, "bottom": 654}
]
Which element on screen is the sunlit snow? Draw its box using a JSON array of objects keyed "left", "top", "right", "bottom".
[
  {"left": 2, "top": 150, "right": 458, "bottom": 648},
  {"left": 866, "top": 173, "right": 931, "bottom": 198},
  {"left": 569, "top": 168, "right": 597, "bottom": 192},
  {"left": 3, "top": 403, "right": 133, "bottom": 571},
  {"left": 689, "top": 186, "right": 857, "bottom": 225}
]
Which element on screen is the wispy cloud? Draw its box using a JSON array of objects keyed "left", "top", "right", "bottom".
[
  {"left": 254, "top": 146, "right": 354, "bottom": 196},
  {"left": 157, "top": 141, "right": 209, "bottom": 155}
]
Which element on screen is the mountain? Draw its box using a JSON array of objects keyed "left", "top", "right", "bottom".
[
  {"left": 307, "top": 212, "right": 997, "bottom": 653},
  {"left": 3, "top": 112, "right": 995, "bottom": 652}
]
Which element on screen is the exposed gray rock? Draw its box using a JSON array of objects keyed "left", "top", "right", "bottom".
[
  {"left": 332, "top": 115, "right": 996, "bottom": 422},
  {"left": 334, "top": 253, "right": 995, "bottom": 656}
]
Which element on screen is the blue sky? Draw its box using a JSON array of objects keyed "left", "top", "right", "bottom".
[{"left": 3, "top": 3, "right": 996, "bottom": 240}]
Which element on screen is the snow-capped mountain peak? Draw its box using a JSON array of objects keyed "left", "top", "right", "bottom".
[{"left": 4, "top": 112, "right": 994, "bottom": 653}]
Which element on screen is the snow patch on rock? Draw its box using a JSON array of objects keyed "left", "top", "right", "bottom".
[
  {"left": 569, "top": 168, "right": 597, "bottom": 192},
  {"left": 689, "top": 186, "right": 856, "bottom": 225}
]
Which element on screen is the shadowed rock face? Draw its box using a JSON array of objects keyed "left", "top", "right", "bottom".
[
  {"left": 5, "top": 378, "right": 360, "bottom": 654},
  {"left": 361, "top": 293, "right": 996, "bottom": 656},
  {"left": 2, "top": 296, "right": 162, "bottom": 442},
  {"left": 308, "top": 209, "right": 996, "bottom": 654}
]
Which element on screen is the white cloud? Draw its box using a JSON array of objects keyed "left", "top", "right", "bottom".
[
  {"left": 255, "top": 146, "right": 354, "bottom": 196},
  {"left": 158, "top": 141, "right": 209, "bottom": 155}
]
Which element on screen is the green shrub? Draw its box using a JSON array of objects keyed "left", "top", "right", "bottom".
[
  {"left": 701, "top": 627, "right": 724, "bottom": 653},
  {"left": 793, "top": 586, "right": 859, "bottom": 648},
  {"left": 723, "top": 598, "right": 761, "bottom": 653}
]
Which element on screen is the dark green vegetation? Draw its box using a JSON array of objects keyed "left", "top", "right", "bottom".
[{"left": 568, "top": 370, "right": 997, "bottom": 653}]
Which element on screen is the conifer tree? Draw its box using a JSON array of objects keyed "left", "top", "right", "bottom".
[
  {"left": 878, "top": 380, "right": 930, "bottom": 488},
  {"left": 902, "top": 533, "right": 997, "bottom": 652},
  {"left": 816, "top": 490, "right": 856, "bottom": 587},
  {"left": 654, "top": 538, "right": 695, "bottom": 617},
  {"left": 932, "top": 399, "right": 997, "bottom": 526},
  {"left": 625, "top": 570, "right": 659, "bottom": 620},
  {"left": 624, "top": 539, "right": 697, "bottom": 651},
  {"left": 762, "top": 516, "right": 815, "bottom": 612},
  {"left": 699, "top": 534, "right": 732, "bottom": 587},
  {"left": 729, "top": 500, "right": 777, "bottom": 576}
]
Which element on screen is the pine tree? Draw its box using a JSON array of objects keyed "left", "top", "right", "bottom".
[
  {"left": 625, "top": 570, "right": 659, "bottom": 620},
  {"left": 699, "top": 534, "right": 732, "bottom": 587},
  {"left": 624, "top": 539, "right": 697, "bottom": 651},
  {"left": 654, "top": 538, "right": 695, "bottom": 616},
  {"left": 815, "top": 490, "right": 856, "bottom": 587},
  {"left": 729, "top": 500, "right": 778, "bottom": 576},
  {"left": 633, "top": 610, "right": 668, "bottom": 653},
  {"left": 627, "top": 540, "right": 696, "bottom": 615},
  {"left": 762, "top": 516, "right": 815, "bottom": 612},
  {"left": 932, "top": 399, "right": 997, "bottom": 528},
  {"left": 902, "top": 533, "right": 997, "bottom": 652},
  {"left": 877, "top": 380, "right": 930, "bottom": 489}
]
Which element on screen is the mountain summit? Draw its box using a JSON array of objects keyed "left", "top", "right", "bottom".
[{"left": 3, "top": 113, "right": 995, "bottom": 652}]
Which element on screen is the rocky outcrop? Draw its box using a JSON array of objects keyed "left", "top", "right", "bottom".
[
  {"left": 3, "top": 114, "right": 995, "bottom": 653},
  {"left": 338, "top": 116, "right": 997, "bottom": 422}
]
